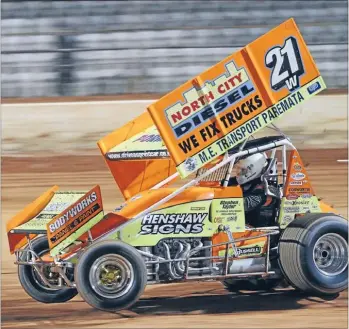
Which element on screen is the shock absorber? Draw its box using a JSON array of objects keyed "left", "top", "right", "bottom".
[{"left": 138, "top": 246, "right": 156, "bottom": 281}]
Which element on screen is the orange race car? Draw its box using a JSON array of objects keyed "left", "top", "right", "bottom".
[{"left": 6, "top": 18, "right": 348, "bottom": 313}]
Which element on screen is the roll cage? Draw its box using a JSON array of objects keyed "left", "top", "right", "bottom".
[{"left": 100, "top": 124, "right": 295, "bottom": 241}]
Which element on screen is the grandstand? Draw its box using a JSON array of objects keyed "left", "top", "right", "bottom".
[{"left": 1, "top": 0, "right": 348, "bottom": 97}]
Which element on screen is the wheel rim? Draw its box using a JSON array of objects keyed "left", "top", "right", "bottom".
[
  {"left": 89, "top": 254, "right": 134, "bottom": 299},
  {"left": 313, "top": 233, "right": 348, "bottom": 276}
]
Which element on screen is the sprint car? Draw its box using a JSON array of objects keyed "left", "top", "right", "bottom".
[{"left": 6, "top": 19, "right": 348, "bottom": 313}]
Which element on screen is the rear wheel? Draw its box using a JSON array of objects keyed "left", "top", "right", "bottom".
[
  {"left": 75, "top": 240, "right": 147, "bottom": 312},
  {"left": 18, "top": 236, "right": 78, "bottom": 303},
  {"left": 279, "top": 213, "right": 348, "bottom": 296}
]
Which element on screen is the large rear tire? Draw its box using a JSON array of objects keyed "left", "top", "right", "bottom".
[
  {"left": 75, "top": 240, "right": 147, "bottom": 312},
  {"left": 279, "top": 213, "right": 348, "bottom": 296},
  {"left": 18, "top": 236, "right": 78, "bottom": 303}
]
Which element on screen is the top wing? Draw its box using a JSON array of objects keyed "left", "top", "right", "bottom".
[{"left": 147, "top": 18, "right": 326, "bottom": 178}]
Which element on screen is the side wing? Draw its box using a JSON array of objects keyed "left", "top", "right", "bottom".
[
  {"left": 7, "top": 186, "right": 85, "bottom": 254},
  {"left": 97, "top": 111, "right": 177, "bottom": 200}
]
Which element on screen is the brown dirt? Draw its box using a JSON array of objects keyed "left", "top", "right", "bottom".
[
  {"left": 1, "top": 88, "right": 347, "bottom": 104},
  {"left": 1, "top": 149, "right": 348, "bottom": 328}
]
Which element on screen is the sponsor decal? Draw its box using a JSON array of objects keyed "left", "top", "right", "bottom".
[
  {"left": 166, "top": 61, "right": 249, "bottom": 131},
  {"left": 237, "top": 246, "right": 262, "bottom": 256},
  {"left": 220, "top": 200, "right": 239, "bottom": 209},
  {"left": 140, "top": 213, "right": 208, "bottom": 235},
  {"left": 190, "top": 206, "right": 206, "bottom": 211},
  {"left": 14, "top": 217, "right": 56, "bottom": 232},
  {"left": 289, "top": 187, "right": 311, "bottom": 193},
  {"left": 49, "top": 204, "right": 101, "bottom": 244},
  {"left": 289, "top": 181, "right": 302, "bottom": 186},
  {"left": 291, "top": 172, "right": 306, "bottom": 180},
  {"left": 283, "top": 215, "right": 293, "bottom": 222},
  {"left": 227, "top": 215, "right": 238, "bottom": 222},
  {"left": 45, "top": 202, "right": 71, "bottom": 213},
  {"left": 36, "top": 213, "right": 57, "bottom": 220},
  {"left": 49, "top": 191, "right": 97, "bottom": 233},
  {"left": 293, "top": 162, "right": 302, "bottom": 171},
  {"left": 177, "top": 87, "right": 307, "bottom": 177},
  {"left": 285, "top": 199, "right": 311, "bottom": 206},
  {"left": 302, "top": 193, "right": 312, "bottom": 198},
  {"left": 213, "top": 216, "right": 224, "bottom": 224},
  {"left": 307, "top": 81, "right": 321, "bottom": 95},
  {"left": 176, "top": 93, "right": 263, "bottom": 150},
  {"left": 107, "top": 150, "right": 169, "bottom": 160},
  {"left": 211, "top": 198, "right": 243, "bottom": 227},
  {"left": 184, "top": 157, "right": 197, "bottom": 171},
  {"left": 47, "top": 186, "right": 103, "bottom": 250},
  {"left": 134, "top": 134, "right": 162, "bottom": 143},
  {"left": 284, "top": 206, "right": 300, "bottom": 212},
  {"left": 218, "top": 245, "right": 262, "bottom": 257},
  {"left": 286, "top": 194, "right": 299, "bottom": 200},
  {"left": 106, "top": 125, "right": 169, "bottom": 161},
  {"left": 172, "top": 86, "right": 258, "bottom": 139}
]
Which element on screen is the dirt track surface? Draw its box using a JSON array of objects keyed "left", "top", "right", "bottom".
[{"left": 2, "top": 149, "right": 348, "bottom": 328}]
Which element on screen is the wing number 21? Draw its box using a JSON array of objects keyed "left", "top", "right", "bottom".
[{"left": 265, "top": 37, "right": 304, "bottom": 92}]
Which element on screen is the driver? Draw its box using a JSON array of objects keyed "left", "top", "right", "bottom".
[{"left": 227, "top": 153, "right": 278, "bottom": 227}]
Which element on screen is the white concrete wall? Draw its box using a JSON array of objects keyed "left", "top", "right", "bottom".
[{"left": 2, "top": 94, "right": 347, "bottom": 156}]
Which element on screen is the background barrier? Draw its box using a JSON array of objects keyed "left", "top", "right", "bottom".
[
  {"left": 2, "top": 0, "right": 348, "bottom": 97},
  {"left": 2, "top": 94, "right": 347, "bottom": 156}
]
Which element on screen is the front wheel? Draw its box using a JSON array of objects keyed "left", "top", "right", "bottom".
[
  {"left": 18, "top": 236, "right": 78, "bottom": 303},
  {"left": 279, "top": 213, "right": 348, "bottom": 296},
  {"left": 75, "top": 240, "right": 147, "bottom": 312}
]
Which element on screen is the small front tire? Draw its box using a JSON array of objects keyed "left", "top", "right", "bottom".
[{"left": 75, "top": 240, "right": 147, "bottom": 312}]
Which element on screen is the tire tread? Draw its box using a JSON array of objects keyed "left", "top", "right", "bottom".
[{"left": 279, "top": 213, "right": 348, "bottom": 295}]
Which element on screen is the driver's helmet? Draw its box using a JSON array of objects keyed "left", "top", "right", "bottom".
[{"left": 236, "top": 153, "right": 268, "bottom": 185}]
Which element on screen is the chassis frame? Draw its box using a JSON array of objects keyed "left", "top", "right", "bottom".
[{"left": 16, "top": 125, "right": 295, "bottom": 289}]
